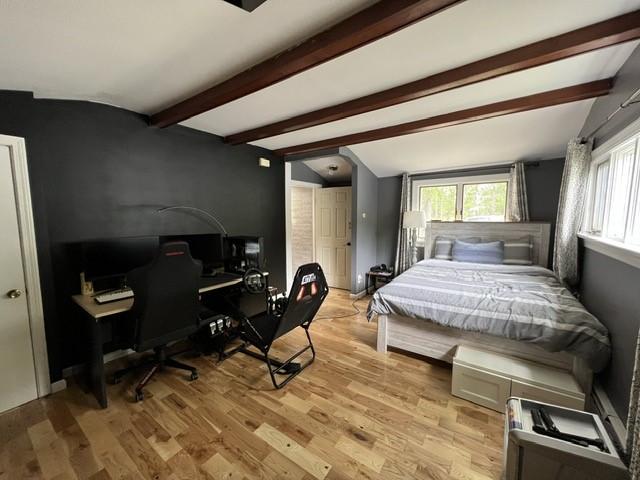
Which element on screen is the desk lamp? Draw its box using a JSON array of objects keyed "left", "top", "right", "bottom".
[{"left": 156, "top": 206, "right": 228, "bottom": 236}]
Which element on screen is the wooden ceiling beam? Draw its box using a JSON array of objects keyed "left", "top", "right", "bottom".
[
  {"left": 274, "top": 79, "right": 613, "bottom": 156},
  {"left": 228, "top": 10, "right": 640, "bottom": 145},
  {"left": 150, "top": 0, "right": 463, "bottom": 128}
]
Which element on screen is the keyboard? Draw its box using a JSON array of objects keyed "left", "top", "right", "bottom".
[{"left": 94, "top": 288, "right": 134, "bottom": 304}]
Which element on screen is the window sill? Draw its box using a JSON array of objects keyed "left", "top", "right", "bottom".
[{"left": 578, "top": 233, "right": 640, "bottom": 270}]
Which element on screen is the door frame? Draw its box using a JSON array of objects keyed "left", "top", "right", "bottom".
[
  {"left": 284, "top": 162, "right": 323, "bottom": 290},
  {"left": 0, "top": 135, "right": 51, "bottom": 397}
]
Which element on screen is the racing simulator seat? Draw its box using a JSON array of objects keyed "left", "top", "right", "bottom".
[{"left": 239, "top": 263, "right": 328, "bottom": 389}]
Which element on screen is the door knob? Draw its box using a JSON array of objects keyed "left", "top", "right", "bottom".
[{"left": 7, "top": 289, "right": 22, "bottom": 299}]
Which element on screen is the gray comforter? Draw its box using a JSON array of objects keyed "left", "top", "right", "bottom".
[{"left": 367, "top": 260, "right": 611, "bottom": 372}]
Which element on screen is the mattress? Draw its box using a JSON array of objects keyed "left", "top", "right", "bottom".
[{"left": 367, "top": 259, "right": 611, "bottom": 372}]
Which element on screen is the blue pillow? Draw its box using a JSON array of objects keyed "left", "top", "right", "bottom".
[{"left": 452, "top": 240, "right": 504, "bottom": 264}]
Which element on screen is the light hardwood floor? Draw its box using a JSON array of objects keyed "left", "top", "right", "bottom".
[{"left": 0, "top": 289, "right": 504, "bottom": 480}]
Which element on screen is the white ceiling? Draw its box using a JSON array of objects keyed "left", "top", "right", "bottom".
[
  {"left": 0, "top": 0, "right": 374, "bottom": 111},
  {"left": 185, "top": 0, "right": 639, "bottom": 137},
  {"left": 2, "top": 0, "right": 639, "bottom": 177},
  {"left": 349, "top": 100, "right": 597, "bottom": 177},
  {"left": 303, "top": 156, "right": 352, "bottom": 183}
]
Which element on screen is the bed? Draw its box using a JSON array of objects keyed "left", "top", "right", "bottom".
[{"left": 367, "top": 222, "right": 611, "bottom": 395}]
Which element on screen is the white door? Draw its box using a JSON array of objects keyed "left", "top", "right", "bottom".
[
  {"left": 315, "top": 187, "right": 352, "bottom": 289},
  {"left": 0, "top": 144, "right": 38, "bottom": 413}
]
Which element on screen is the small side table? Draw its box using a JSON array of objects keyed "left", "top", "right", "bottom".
[{"left": 366, "top": 270, "right": 394, "bottom": 294}]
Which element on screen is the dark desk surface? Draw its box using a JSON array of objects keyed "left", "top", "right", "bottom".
[{"left": 72, "top": 272, "right": 247, "bottom": 320}]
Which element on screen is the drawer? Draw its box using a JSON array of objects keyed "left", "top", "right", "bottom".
[
  {"left": 452, "top": 363, "right": 511, "bottom": 413},
  {"left": 510, "top": 380, "right": 585, "bottom": 410}
]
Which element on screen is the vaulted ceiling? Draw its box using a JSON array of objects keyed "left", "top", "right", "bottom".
[{"left": 2, "top": 0, "right": 639, "bottom": 176}]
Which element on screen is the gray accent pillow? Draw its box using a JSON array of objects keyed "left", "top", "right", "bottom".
[
  {"left": 433, "top": 236, "right": 480, "bottom": 260},
  {"left": 452, "top": 240, "right": 504, "bottom": 264},
  {"left": 503, "top": 236, "right": 534, "bottom": 265}
]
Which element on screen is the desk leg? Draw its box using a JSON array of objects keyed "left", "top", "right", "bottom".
[{"left": 88, "top": 320, "right": 108, "bottom": 409}]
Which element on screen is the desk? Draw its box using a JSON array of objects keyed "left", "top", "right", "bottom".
[
  {"left": 72, "top": 274, "right": 246, "bottom": 408},
  {"left": 72, "top": 275, "right": 244, "bottom": 320}
]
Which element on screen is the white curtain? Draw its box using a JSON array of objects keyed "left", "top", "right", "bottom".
[
  {"left": 627, "top": 330, "right": 640, "bottom": 479},
  {"left": 553, "top": 138, "right": 593, "bottom": 287},
  {"left": 394, "top": 173, "right": 412, "bottom": 275},
  {"left": 506, "top": 161, "right": 530, "bottom": 222}
]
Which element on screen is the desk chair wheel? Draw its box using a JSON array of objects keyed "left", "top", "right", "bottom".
[
  {"left": 135, "top": 390, "right": 144, "bottom": 402},
  {"left": 111, "top": 375, "right": 122, "bottom": 385},
  {"left": 190, "top": 371, "right": 199, "bottom": 381}
]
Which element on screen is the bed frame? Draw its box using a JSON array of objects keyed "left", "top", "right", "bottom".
[{"left": 375, "top": 222, "right": 593, "bottom": 395}]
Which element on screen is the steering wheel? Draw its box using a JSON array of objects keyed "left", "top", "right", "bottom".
[{"left": 243, "top": 268, "right": 267, "bottom": 294}]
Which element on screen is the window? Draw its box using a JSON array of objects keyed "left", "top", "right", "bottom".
[
  {"left": 412, "top": 174, "right": 509, "bottom": 239},
  {"left": 583, "top": 132, "right": 640, "bottom": 248},
  {"left": 462, "top": 182, "right": 508, "bottom": 221},
  {"left": 589, "top": 160, "right": 609, "bottom": 233},
  {"left": 419, "top": 184, "right": 457, "bottom": 222}
]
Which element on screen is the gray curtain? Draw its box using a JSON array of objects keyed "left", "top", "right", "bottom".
[
  {"left": 553, "top": 138, "right": 593, "bottom": 287},
  {"left": 506, "top": 161, "right": 529, "bottom": 222},
  {"left": 394, "top": 173, "right": 412, "bottom": 275},
  {"left": 627, "top": 330, "right": 640, "bottom": 479}
]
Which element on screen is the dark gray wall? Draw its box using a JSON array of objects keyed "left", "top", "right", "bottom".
[
  {"left": 341, "top": 148, "right": 378, "bottom": 293},
  {"left": 580, "top": 249, "right": 640, "bottom": 421},
  {"left": 0, "top": 90, "right": 285, "bottom": 381},
  {"left": 375, "top": 160, "right": 564, "bottom": 268},
  {"left": 290, "top": 161, "right": 327, "bottom": 186},
  {"left": 577, "top": 44, "right": 640, "bottom": 420},
  {"left": 376, "top": 176, "right": 402, "bottom": 266},
  {"left": 525, "top": 158, "right": 565, "bottom": 261}
]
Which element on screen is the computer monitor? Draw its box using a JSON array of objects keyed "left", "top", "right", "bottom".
[
  {"left": 160, "top": 234, "right": 224, "bottom": 275},
  {"left": 81, "top": 236, "right": 160, "bottom": 281},
  {"left": 224, "top": 236, "right": 264, "bottom": 274}
]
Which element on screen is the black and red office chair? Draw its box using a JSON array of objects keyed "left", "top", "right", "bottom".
[
  {"left": 239, "top": 263, "right": 328, "bottom": 389},
  {"left": 112, "top": 241, "right": 210, "bottom": 401}
]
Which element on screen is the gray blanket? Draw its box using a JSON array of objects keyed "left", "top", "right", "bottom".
[{"left": 367, "top": 260, "right": 610, "bottom": 372}]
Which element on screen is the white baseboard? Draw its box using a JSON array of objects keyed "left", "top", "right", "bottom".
[
  {"left": 350, "top": 289, "right": 368, "bottom": 300},
  {"left": 592, "top": 382, "right": 627, "bottom": 451},
  {"left": 49, "top": 379, "right": 67, "bottom": 394},
  {"left": 61, "top": 348, "right": 136, "bottom": 378}
]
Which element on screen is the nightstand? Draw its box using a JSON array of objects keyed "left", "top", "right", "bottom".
[{"left": 366, "top": 270, "right": 394, "bottom": 294}]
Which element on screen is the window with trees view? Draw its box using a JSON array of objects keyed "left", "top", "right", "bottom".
[
  {"left": 412, "top": 174, "right": 509, "bottom": 239},
  {"left": 583, "top": 127, "right": 640, "bottom": 249},
  {"left": 419, "top": 184, "right": 457, "bottom": 222},
  {"left": 462, "top": 182, "right": 508, "bottom": 221}
]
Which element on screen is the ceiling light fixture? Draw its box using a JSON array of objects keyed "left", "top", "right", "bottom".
[{"left": 327, "top": 165, "right": 338, "bottom": 176}]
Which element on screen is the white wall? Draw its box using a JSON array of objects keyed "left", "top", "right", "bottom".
[{"left": 291, "top": 186, "right": 314, "bottom": 271}]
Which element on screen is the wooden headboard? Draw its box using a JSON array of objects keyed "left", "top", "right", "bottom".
[{"left": 424, "top": 222, "right": 551, "bottom": 267}]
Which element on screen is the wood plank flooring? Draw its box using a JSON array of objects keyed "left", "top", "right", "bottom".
[{"left": 0, "top": 289, "right": 505, "bottom": 479}]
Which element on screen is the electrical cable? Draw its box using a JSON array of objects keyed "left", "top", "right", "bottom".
[{"left": 315, "top": 296, "right": 363, "bottom": 320}]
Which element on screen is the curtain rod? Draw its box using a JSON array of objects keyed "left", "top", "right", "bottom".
[
  {"left": 407, "top": 160, "right": 539, "bottom": 178},
  {"left": 581, "top": 86, "right": 640, "bottom": 142}
]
